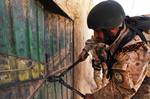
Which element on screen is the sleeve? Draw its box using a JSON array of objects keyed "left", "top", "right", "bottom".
[{"left": 92, "top": 43, "right": 150, "bottom": 99}]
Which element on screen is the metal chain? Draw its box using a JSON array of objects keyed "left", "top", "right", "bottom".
[
  {"left": 47, "top": 76, "right": 85, "bottom": 98},
  {"left": 46, "top": 59, "right": 86, "bottom": 98}
]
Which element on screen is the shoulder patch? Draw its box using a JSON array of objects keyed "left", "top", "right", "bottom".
[{"left": 114, "top": 71, "right": 124, "bottom": 84}]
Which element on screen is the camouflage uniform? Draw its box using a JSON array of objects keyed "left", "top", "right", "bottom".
[
  {"left": 83, "top": 36, "right": 109, "bottom": 91},
  {"left": 83, "top": 24, "right": 150, "bottom": 99}
]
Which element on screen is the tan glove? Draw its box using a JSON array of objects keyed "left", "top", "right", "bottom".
[{"left": 78, "top": 49, "right": 89, "bottom": 62}]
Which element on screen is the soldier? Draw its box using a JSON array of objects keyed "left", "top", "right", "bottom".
[{"left": 78, "top": 0, "right": 150, "bottom": 99}]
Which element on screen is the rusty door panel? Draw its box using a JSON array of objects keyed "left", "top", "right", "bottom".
[
  {"left": 0, "top": 0, "right": 45, "bottom": 85},
  {"left": 44, "top": 11, "right": 74, "bottom": 99},
  {"left": 0, "top": 0, "right": 45, "bottom": 62},
  {"left": 0, "top": 0, "right": 13, "bottom": 55},
  {"left": 37, "top": 1, "right": 45, "bottom": 63},
  {"left": 12, "top": 0, "right": 29, "bottom": 57},
  {"left": 42, "top": 7, "right": 74, "bottom": 98},
  {"left": 66, "top": 19, "right": 74, "bottom": 99},
  {"left": 0, "top": 80, "right": 45, "bottom": 99}
]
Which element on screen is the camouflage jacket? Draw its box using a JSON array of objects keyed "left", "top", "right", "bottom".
[{"left": 84, "top": 24, "right": 150, "bottom": 99}]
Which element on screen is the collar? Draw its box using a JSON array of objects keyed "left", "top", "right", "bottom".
[{"left": 109, "top": 23, "right": 129, "bottom": 55}]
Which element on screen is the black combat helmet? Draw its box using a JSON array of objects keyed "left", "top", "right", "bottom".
[{"left": 87, "top": 0, "right": 125, "bottom": 30}]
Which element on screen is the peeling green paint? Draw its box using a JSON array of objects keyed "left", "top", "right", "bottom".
[{"left": 0, "top": 0, "right": 74, "bottom": 99}]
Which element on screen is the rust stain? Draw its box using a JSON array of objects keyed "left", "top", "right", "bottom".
[
  {"left": 22, "top": 0, "right": 28, "bottom": 17},
  {"left": 5, "top": 0, "right": 10, "bottom": 9}
]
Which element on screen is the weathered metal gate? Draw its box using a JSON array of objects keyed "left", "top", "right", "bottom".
[{"left": 0, "top": 0, "right": 74, "bottom": 99}]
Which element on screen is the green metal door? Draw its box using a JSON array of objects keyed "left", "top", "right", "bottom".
[{"left": 0, "top": 0, "right": 74, "bottom": 99}]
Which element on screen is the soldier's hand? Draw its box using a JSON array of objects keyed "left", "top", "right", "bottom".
[{"left": 78, "top": 50, "right": 89, "bottom": 62}]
